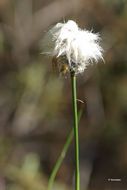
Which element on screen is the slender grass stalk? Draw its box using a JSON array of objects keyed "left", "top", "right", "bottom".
[
  {"left": 71, "top": 71, "right": 80, "bottom": 190},
  {"left": 48, "top": 109, "right": 82, "bottom": 190}
]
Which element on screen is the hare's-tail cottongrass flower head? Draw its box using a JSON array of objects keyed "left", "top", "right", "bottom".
[{"left": 41, "top": 20, "right": 103, "bottom": 74}]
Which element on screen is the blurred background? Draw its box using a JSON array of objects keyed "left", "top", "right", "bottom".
[{"left": 0, "top": 0, "right": 127, "bottom": 189}]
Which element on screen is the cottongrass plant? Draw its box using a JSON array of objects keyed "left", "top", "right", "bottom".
[{"left": 41, "top": 20, "right": 103, "bottom": 190}]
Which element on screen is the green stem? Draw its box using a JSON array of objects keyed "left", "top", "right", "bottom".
[
  {"left": 48, "top": 109, "right": 82, "bottom": 190},
  {"left": 71, "top": 72, "right": 80, "bottom": 190}
]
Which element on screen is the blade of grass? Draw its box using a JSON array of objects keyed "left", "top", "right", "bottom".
[{"left": 48, "top": 108, "right": 82, "bottom": 190}]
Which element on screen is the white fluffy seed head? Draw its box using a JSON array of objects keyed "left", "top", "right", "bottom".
[{"left": 41, "top": 20, "right": 103, "bottom": 74}]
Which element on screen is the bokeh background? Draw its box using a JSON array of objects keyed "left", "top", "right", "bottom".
[{"left": 0, "top": 0, "right": 127, "bottom": 189}]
